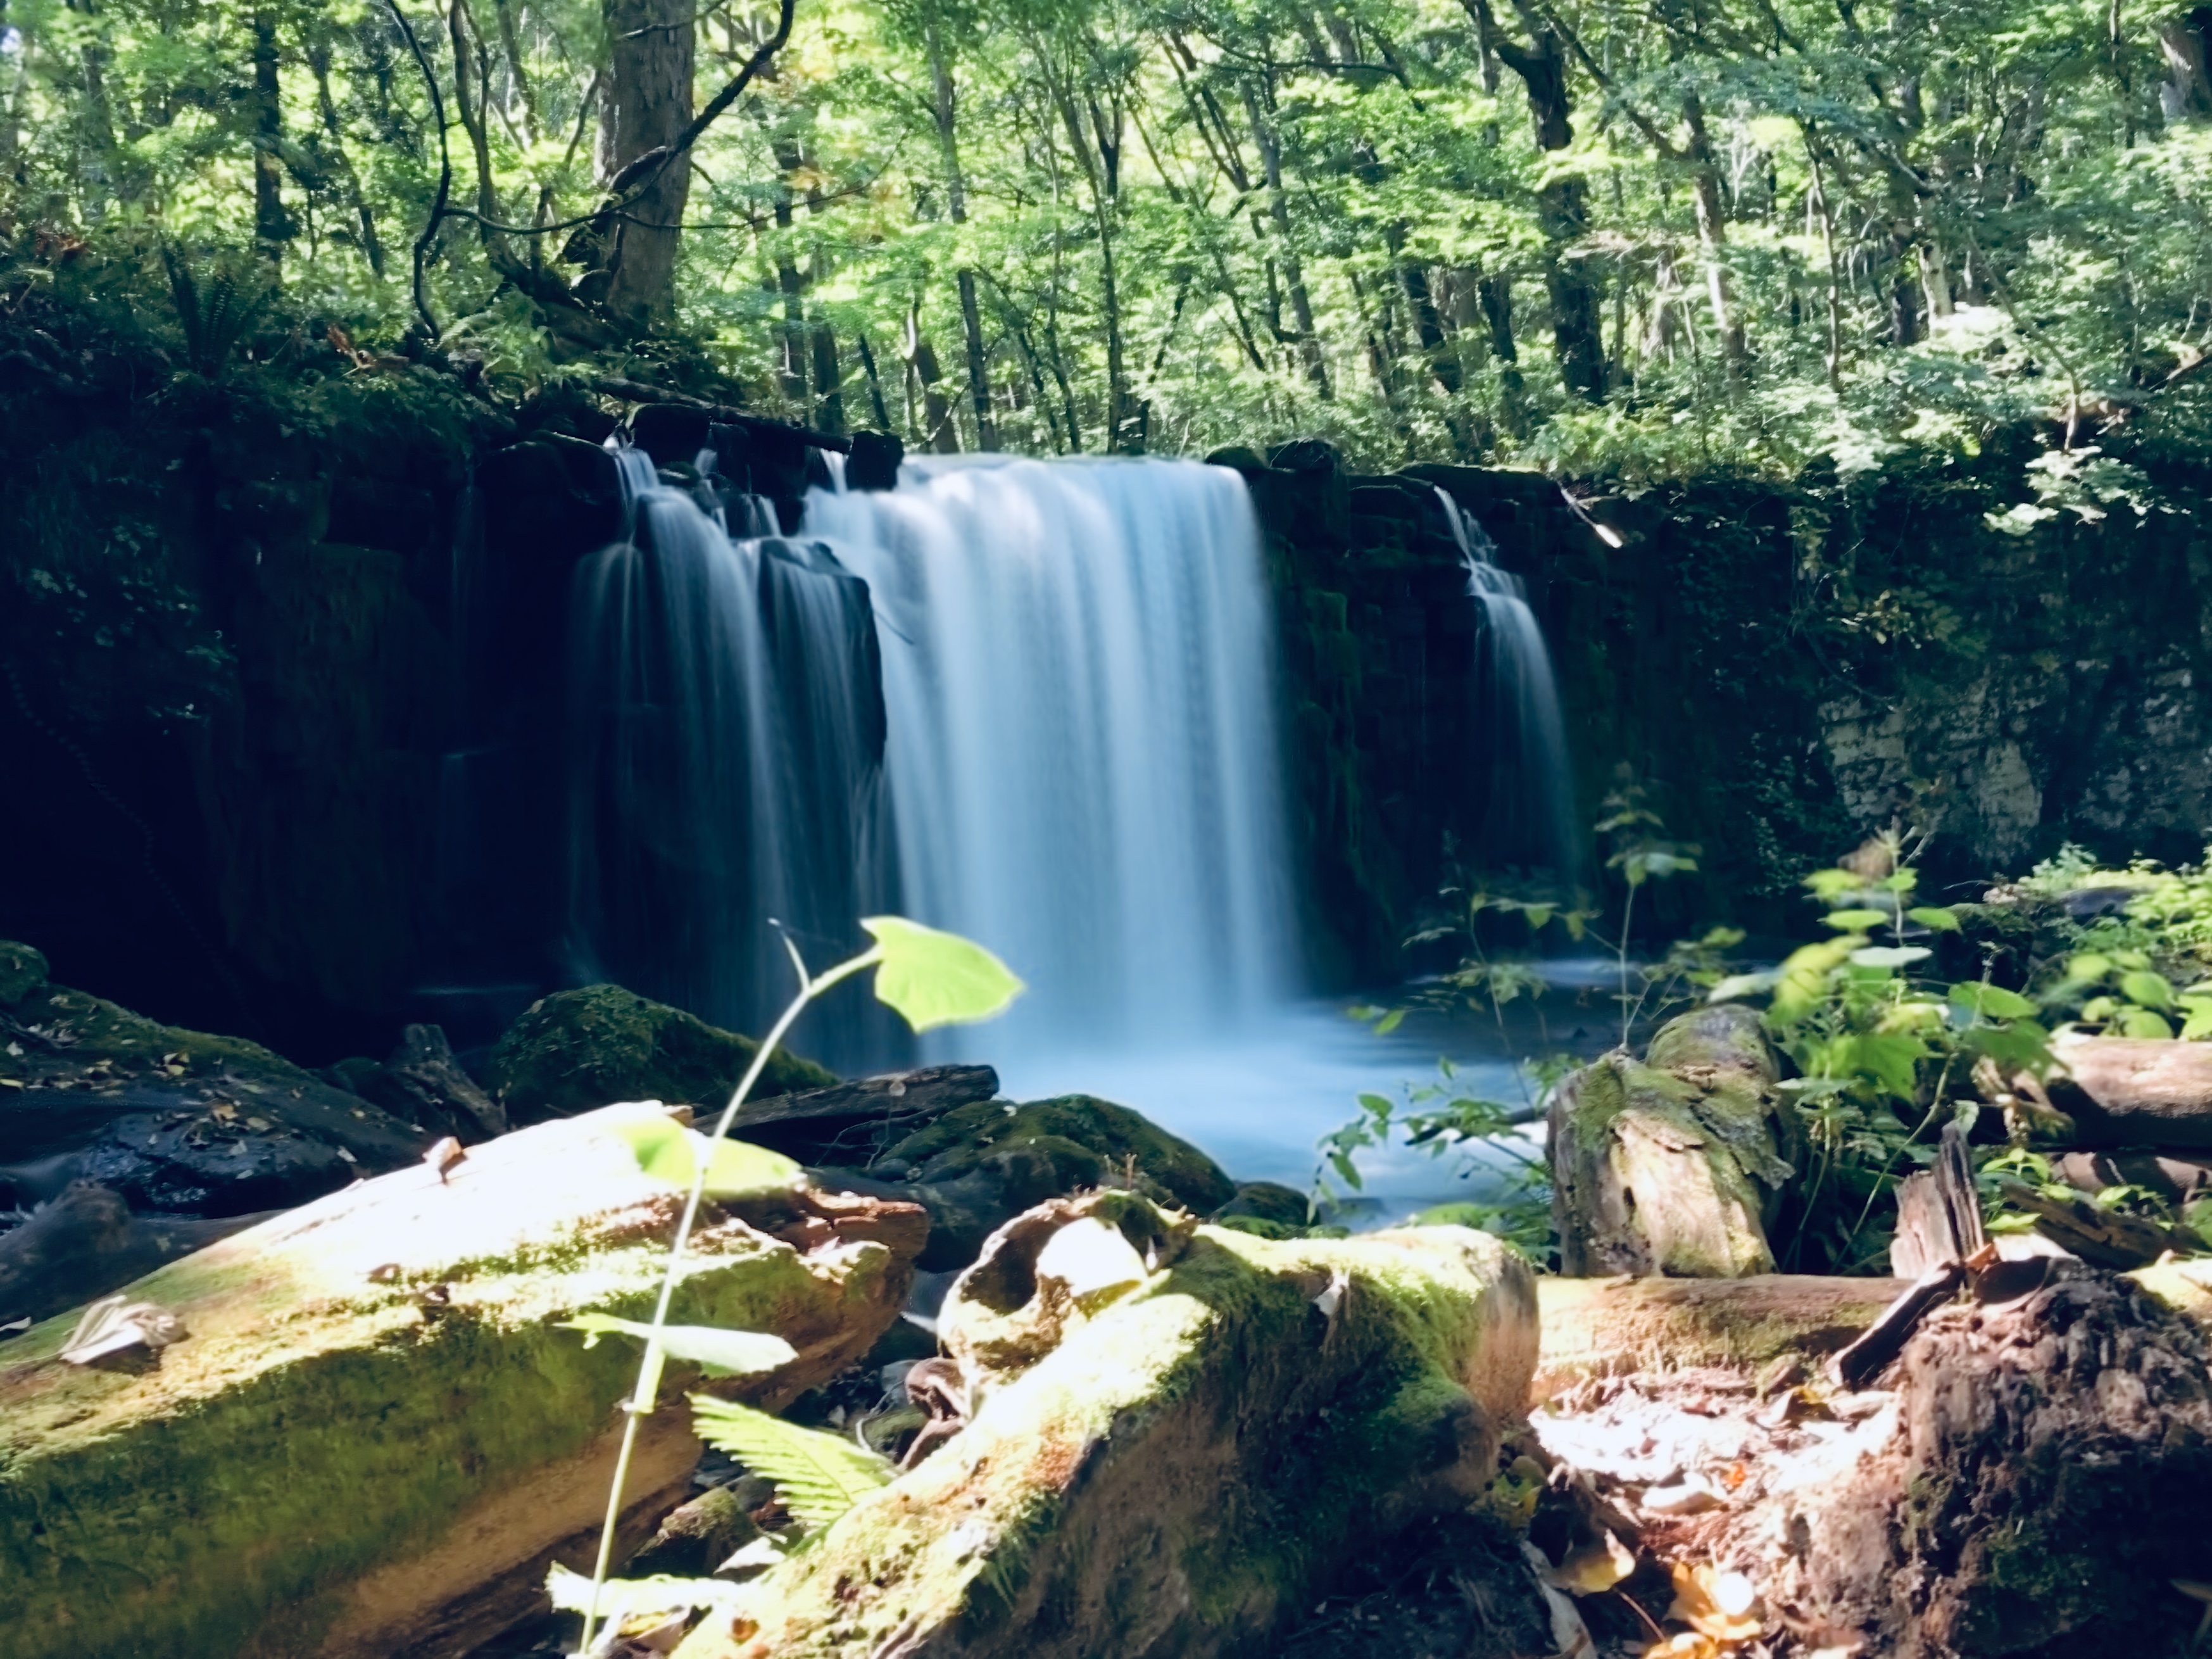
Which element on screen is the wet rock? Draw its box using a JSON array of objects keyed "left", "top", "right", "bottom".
[
  {"left": 0, "top": 1102, "right": 923, "bottom": 1659},
  {"left": 624, "top": 1483, "right": 763, "bottom": 1580},
  {"left": 328, "top": 1023, "right": 506, "bottom": 1144},
  {"left": 672, "top": 1198, "right": 1539, "bottom": 1659},
  {"left": 845, "top": 430, "right": 903, "bottom": 491},
  {"left": 1211, "top": 1180, "right": 1310, "bottom": 1228},
  {"left": 0, "top": 940, "right": 434, "bottom": 1221},
  {"left": 0, "top": 1182, "right": 274, "bottom": 1327},
  {"left": 822, "top": 1093, "right": 1240, "bottom": 1271},
  {"left": 486, "top": 985, "right": 836, "bottom": 1127}
]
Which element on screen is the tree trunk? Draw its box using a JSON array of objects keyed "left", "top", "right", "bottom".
[
  {"left": 928, "top": 25, "right": 999, "bottom": 451},
  {"left": 907, "top": 309, "right": 960, "bottom": 453},
  {"left": 1683, "top": 95, "right": 1746, "bottom": 380},
  {"left": 1245, "top": 83, "right": 1331, "bottom": 400},
  {"left": 251, "top": 13, "right": 292, "bottom": 258},
  {"left": 600, "top": 0, "right": 694, "bottom": 329}
]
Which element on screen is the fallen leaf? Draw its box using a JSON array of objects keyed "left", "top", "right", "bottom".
[
  {"left": 1667, "top": 1561, "right": 1761, "bottom": 1643},
  {"left": 245, "top": 1116, "right": 271, "bottom": 1132},
  {"left": 1551, "top": 1529, "right": 1638, "bottom": 1595},
  {"left": 336, "top": 1146, "right": 358, "bottom": 1163},
  {"left": 210, "top": 1102, "right": 238, "bottom": 1123}
]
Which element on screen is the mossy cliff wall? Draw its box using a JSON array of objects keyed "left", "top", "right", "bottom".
[{"left": 1231, "top": 439, "right": 2212, "bottom": 972}]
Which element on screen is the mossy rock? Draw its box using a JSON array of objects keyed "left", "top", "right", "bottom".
[
  {"left": 1212, "top": 1180, "right": 1311, "bottom": 1227},
  {"left": 0, "top": 941, "right": 47, "bottom": 1008},
  {"left": 1410, "top": 1202, "right": 1504, "bottom": 1230},
  {"left": 884, "top": 1094, "right": 1236, "bottom": 1216},
  {"left": 486, "top": 985, "right": 837, "bottom": 1125}
]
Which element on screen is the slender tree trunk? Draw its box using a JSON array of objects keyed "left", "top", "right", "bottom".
[
  {"left": 600, "top": 0, "right": 694, "bottom": 328},
  {"left": 1478, "top": 269, "right": 1526, "bottom": 432},
  {"left": 1683, "top": 94, "right": 1747, "bottom": 381},
  {"left": 769, "top": 134, "right": 810, "bottom": 407},
  {"left": 307, "top": 32, "right": 386, "bottom": 276},
  {"left": 492, "top": 0, "right": 541, "bottom": 141},
  {"left": 927, "top": 24, "right": 999, "bottom": 450},
  {"left": 251, "top": 13, "right": 292, "bottom": 258},
  {"left": 855, "top": 331, "right": 895, "bottom": 431},
  {"left": 1244, "top": 82, "right": 1331, "bottom": 399},
  {"left": 907, "top": 306, "right": 960, "bottom": 453}
]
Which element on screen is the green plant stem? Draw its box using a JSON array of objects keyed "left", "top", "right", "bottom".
[
  {"left": 576, "top": 943, "right": 883, "bottom": 1653},
  {"left": 1617, "top": 881, "right": 1639, "bottom": 1049}
]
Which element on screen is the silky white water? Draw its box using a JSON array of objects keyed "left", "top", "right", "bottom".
[{"left": 805, "top": 455, "right": 1297, "bottom": 1064}]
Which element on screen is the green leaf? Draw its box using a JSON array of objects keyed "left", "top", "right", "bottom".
[
  {"left": 691, "top": 1397, "right": 895, "bottom": 1532},
  {"left": 862, "top": 916, "right": 1024, "bottom": 1032},
  {"left": 610, "top": 1115, "right": 804, "bottom": 1199},
  {"left": 556, "top": 1315, "right": 797, "bottom": 1378},
  {"left": 1850, "top": 945, "right": 1930, "bottom": 969},
  {"left": 2068, "top": 952, "right": 2114, "bottom": 983},
  {"left": 1947, "top": 981, "right": 2039, "bottom": 1019},
  {"left": 1823, "top": 909, "right": 1891, "bottom": 931},
  {"left": 1907, "top": 906, "right": 1962, "bottom": 933},
  {"left": 1373, "top": 1007, "right": 1406, "bottom": 1036},
  {"left": 1803, "top": 868, "right": 1859, "bottom": 900},
  {"left": 2120, "top": 1007, "right": 2176, "bottom": 1040},
  {"left": 2184, "top": 1007, "right": 2212, "bottom": 1040},
  {"left": 1357, "top": 1092, "right": 1395, "bottom": 1118},
  {"left": 2082, "top": 995, "right": 2120, "bottom": 1022},
  {"left": 2120, "top": 969, "right": 2176, "bottom": 1009}
]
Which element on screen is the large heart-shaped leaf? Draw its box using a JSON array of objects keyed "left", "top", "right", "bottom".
[{"left": 862, "top": 916, "right": 1024, "bottom": 1032}]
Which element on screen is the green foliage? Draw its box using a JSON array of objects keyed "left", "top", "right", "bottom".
[
  {"left": 609, "top": 1114, "right": 805, "bottom": 1199},
  {"left": 689, "top": 1396, "right": 895, "bottom": 1531}
]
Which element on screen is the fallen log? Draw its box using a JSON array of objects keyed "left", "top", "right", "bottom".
[
  {"left": 0, "top": 1103, "right": 923, "bottom": 1659},
  {"left": 1550, "top": 1004, "right": 1795, "bottom": 1278},
  {"left": 672, "top": 1198, "right": 1539, "bottom": 1659},
  {"left": 2053, "top": 1147, "right": 2212, "bottom": 1204},
  {"left": 1533, "top": 1273, "right": 1906, "bottom": 1399},
  {"left": 727, "top": 1064, "right": 998, "bottom": 1164},
  {"left": 2045, "top": 1031, "right": 2212, "bottom": 1147}
]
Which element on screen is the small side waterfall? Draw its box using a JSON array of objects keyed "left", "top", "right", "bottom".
[
  {"left": 805, "top": 457, "right": 1297, "bottom": 1060},
  {"left": 566, "top": 443, "right": 900, "bottom": 1064},
  {"left": 1433, "top": 488, "right": 1581, "bottom": 881}
]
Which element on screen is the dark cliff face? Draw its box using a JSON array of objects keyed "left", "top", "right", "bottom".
[
  {"left": 8, "top": 316, "right": 2209, "bottom": 1063},
  {"left": 1241, "top": 440, "right": 2212, "bottom": 977}
]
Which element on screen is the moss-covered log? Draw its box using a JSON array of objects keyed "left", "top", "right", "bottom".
[
  {"left": 1549, "top": 1004, "right": 1794, "bottom": 1278},
  {"left": 1533, "top": 1273, "right": 1907, "bottom": 1399},
  {"left": 0, "top": 1103, "right": 921, "bottom": 1659},
  {"left": 674, "top": 1201, "right": 1538, "bottom": 1659}
]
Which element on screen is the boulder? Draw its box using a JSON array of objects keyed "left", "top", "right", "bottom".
[
  {"left": 0, "top": 940, "right": 432, "bottom": 1218},
  {"left": 1549, "top": 1004, "right": 1794, "bottom": 1278},
  {"left": 0, "top": 1182, "right": 273, "bottom": 1327},
  {"left": 672, "top": 1195, "right": 1538, "bottom": 1659},
  {"left": 327, "top": 1023, "right": 507, "bottom": 1144},
  {"left": 0, "top": 1102, "right": 924, "bottom": 1659},
  {"left": 486, "top": 984, "right": 837, "bottom": 1126},
  {"left": 831, "top": 1094, "right": 1241, "bottom": 1270}
]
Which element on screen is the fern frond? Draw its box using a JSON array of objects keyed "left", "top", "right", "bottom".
[{"left": 689, "top": 1396, "right": 893, "bottom": 1532}]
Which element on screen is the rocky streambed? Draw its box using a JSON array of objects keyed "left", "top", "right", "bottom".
[{"left": 8, "top": 947, "right": 2212, "bottom": 1659}]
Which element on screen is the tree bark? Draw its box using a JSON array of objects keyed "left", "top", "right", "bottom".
[
  {"left": 927, "top": 24, "right": 1000, "bottom": 451},
  {"left": 600, "top": 0, "right": 694, "bottom": 328},
  {"left": 251, "top": 13, "right": 292, "bottom": 258}
]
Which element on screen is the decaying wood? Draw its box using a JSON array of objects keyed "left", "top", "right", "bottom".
[
  {"left": 727, "top": 1064, "right": 999, "bottom": 1164},
  {"left": 2045, "top": 1032, "right": 2212, "bottom": 1147},
  {"left": 671, "top": 1205, "right": 1540, "bottom": 1659},
  {"left": 1550, "top": 1004, "right": 1794, "bottom": 1278},
  {"left": 0, "top": 1102, "right": 924, "bottom": 1659},
  {"left": 1748, "top": 1265, "right": 2212, "bottom": 1656},
  {"left": 380, "top": 1024, "right": 508, "bottom": 1142},
  {"left": 1888, "top": 1121, "right": 1987, "bottom": 1279},
  {"left": 2054, "top": 1147, "right": 2212, "bottom": 1204},
  {"left": 1533, "top": 1273, "right": 1906, "bottom": 1400},
  {"left": 1828, "top": 1262, "right": 1964, "bottom": 1390},
  {"left": 1992, "top": 1176, "right": 2200, "bottom": 1268}
]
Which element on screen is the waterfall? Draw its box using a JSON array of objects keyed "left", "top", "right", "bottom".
[
  {"left": 1432, "top": 487, "right": 1582, "bottom": 881},
  {"left": 805, "top": 456, "right": 1297, "bottom": 1061},
  {"left": 565, "top": 443, "right": 900, "bottom": 1065}
]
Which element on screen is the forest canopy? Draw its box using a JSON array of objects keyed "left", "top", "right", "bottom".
[{"left": 9, "top": 0, "right": 2212, "bottom": 483}]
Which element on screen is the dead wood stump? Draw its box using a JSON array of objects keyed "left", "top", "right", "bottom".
[{"left": 1763, "top": 1265, "right": 2212, "bottom": 1656}]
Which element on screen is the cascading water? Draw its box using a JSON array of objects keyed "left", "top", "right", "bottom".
[
  {"left": 565, "top": 442, "right": 902, "bottom": 1065},
  {"left": 803, "top": 456, "right": 1297, "bottom": 1063},
  {"left": 1432, "top": 487, "right": 1582, "bottom": 881}
]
